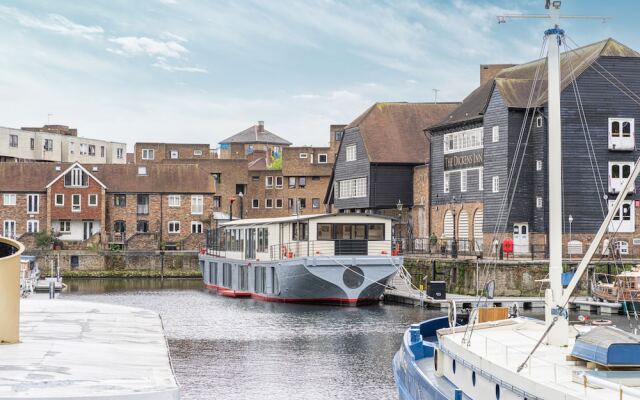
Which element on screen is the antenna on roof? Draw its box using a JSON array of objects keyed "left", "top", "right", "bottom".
[{"left": 432, "top": 89, "right": 440, "bottom": 104}]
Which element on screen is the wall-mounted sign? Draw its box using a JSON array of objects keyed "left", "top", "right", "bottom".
[{"left": 444, "top": 149, "right": 483, "bottom": 171}]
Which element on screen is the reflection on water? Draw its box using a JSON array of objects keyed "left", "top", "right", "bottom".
[{"left": 62, "top": 279, "right": 443, "bottom": 400}]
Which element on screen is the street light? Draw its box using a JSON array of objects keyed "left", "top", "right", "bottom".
[
  {"left": 238, "top": 192, "right": 244, "bottom": 220},
  {"left": 396, "top": 200, "right": 403, "bottom": 252},
  {"left": 568, "top": 214, "right": 573, "bottom": 260},
  {"left": 229, "top": 197, "right": 236, "bottom": 221}
]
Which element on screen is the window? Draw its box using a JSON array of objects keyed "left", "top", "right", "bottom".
[
  {"left": 168, "top": 221, "right": 180, "bottom": 233},
  {"left": 615, "top": 240, "right": 630, "bottom": 255},
  {"left": 346, "top": 144, "right": 356, "bottom": 161},
  {"left": 88, "top": 145, "right": 96, "bottom": 156},
  {"left": 64, "top": 167, "right": 88, "bottom": 187},
  {"left": 317, "top": 224, "right": 332, "bottom": 240},
  {"left": 335, "top": 131, "right": 343, "bottom": 141},
  {"left": 114, "top": 220, "right": 126, "bottom": 233},
  {"left": 460, "top": 170, "right": 467, "bottom": 192},
  {"left": 257, "top": 227, "right": 269, "bottom": 253},
  {"left": 69, "top": 142, "right": 75, "bottom": 154},
  {"left": 276, "top": 198, "right": 283, "bottom": 208},
  {"left": 114, "top": 194, "right": 126, "bottom": 207},
  {"left": 100, "top": 146, "right": 105, "bottom": 157},
  {"left": 9, "top": 134, "right": 17, "bottom": 147},
  {"left": 288, "top": 177, "right": 296, "bottom": 188},
  {"left": 193, "top": 149, "right": 203, "bottom": 156},
  {"left": 30, "top": 138, "right": 34, "bottom": 150},
  {"left": 444, "top": 127, "right": 484, "bottom": 154},
  {"left": 609, "top": 161, "right": 634, "bottom": 193},
  {"left": 318, "top": 154, "right": 328, "bottom": 163},
  {"left": 312, "top": 198, "right": 320, "bottom": 208},
  {"left": 299, "top": 153, "right": 308, "bottom": 159},
  {"left": 27, "top": 194, "right": 39, "bottom": 214},
  {"left": 275, "top": 176, "right": 283, "bottom": 189},
  {"left": 292, "top": 222, "right": 308, "bottom": 241},
  {"left": 88, "top": 194, "right": 98, "bottom": 207},
  {"left": 298, "top": 198, "right": 306, "bottom": 209},
  {"left": 191, "top": 221, "right": 203, "bottom": 233},
  {"left": 252, "top": 199, "right": 259, "bottom": 208},
  {"left": 212, "top": 173, "right": 221, "bottom": 184},
  {"left": 444, "top": 172, "right": 450, "bottom": 193},
  {"left": 80, "top": 143, "right": 88, "bottom": 155},
  {"left": 213, "top": 196, "right": 221, "bottom": 208},
  {"left": 137, "top": 194, "right": 149, "bottom": 214},
  {"left": 137, "top": 220, "right": 149, "bottom": 233},
  {"left": 59, "top": 220, "right": 71, "bottom": 233},
  {"left": 312, "top": 176, "right": 320, "bottom": 181},
  {"left": 71, "top": 194, "right": 81, "bottom": 212},
  {"left": 491, "top": 126, "right": 499, "bottom": 143},
  {"left": 492, "top": 176, "right": 499, "bottom": 193},
  {"left": 609, "top": 118, "right": 635, "bottom": 150},
  {"left": 609, "top": 200, "right": 634, "bottom": 233},
  {"left": 287, "top": 198, "right": 294, "bottom": 209},
  {"left": 168, "top": 195, "right": 181, "bottom": 207},
  {"left": 251, "top": 175, "right": 259, "bottom": 182},
  {"left": 141, "top": 149, "right": 155, "bottom": 160},
  {"left": 265, "top": 198, "right": 273, "bottom": 208},
  {"left": 44, "top": 139, "right": 53, "bottom": 151},
  {"left": 3, "top": 220, "right": 16, "bottom": 238},
  {"left": 536, "top": 116, "right": 543, "bottom": 128},
  {"left": 191, "top": 195, "right": 203, "bottom": 214},
  {"left": 170, "top": 150, "right": 178, "bottom": 159},
  {"left": 536, "top": 160, "right": 543, "bottom": 171},
  {"left": 338, "top": 177, "right": 367, "bottom": 199},
  {"left": 138, "top": 166, "right": 147, "bottom": 175},
  {"left": 536, "top": 196, "right": 543, "bottom": 208},
  {"left": 116, "top": 148, "right": 124, "bottom": 159},
  {"left": 478, "top": 168, "right": 483, "bottom": 191},
  {"left": 3, "top": 194, "right": 16, "bottom": 206},
  {"left": 299, "top": 177, "right": 306, "bottom": 188},
  {"left": 27, "top": 220, "right": 39, "bottom": 233},
  {"left": 265, "top": 176, "right": 274, "bottom": 189}
]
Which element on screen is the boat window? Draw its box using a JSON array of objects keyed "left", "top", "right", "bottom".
[
  {"left": 223, "top": 263, "right": 232, "bottom": 287},
  {"left": 238, "top": 265, "right": 248, "bottom": 291},
  {"left": 336, "top": 224, "right": 351, "bottom": 240},
  {"left": 271, "top": 267, "right": 279, "bottom": 294},
  {"left": 292, "top": 223, "right": 308, "bottom": 241},
  {"left": 368, "top": 224, "right": 385, "bottom": 241},
  {"left": 353, "top": 224, "right": 366, "bottom": 240},
  {"left": 256, "top": 228, "right": 269, "bottom": 252},
  {"left": 209, "top": 262, "right": 216, "bottom": 285},
  {"left": 317, "top": 224, "right": 332, "bottom": 240}
]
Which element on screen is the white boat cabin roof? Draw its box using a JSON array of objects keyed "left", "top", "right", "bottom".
[{"left": 219, "top": 213, "right": 392, "bottom": 228}]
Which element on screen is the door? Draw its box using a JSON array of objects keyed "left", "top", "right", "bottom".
[
  {"left": 83, "top": 221, "right": 94, "bottom": 240},
  {"left": 513, "top": 223, "right": 529, "bottom": 255}
]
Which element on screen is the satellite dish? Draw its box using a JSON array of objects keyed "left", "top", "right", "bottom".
[{"left": 485, "top": 280, "right": 496, "bottom": 299}]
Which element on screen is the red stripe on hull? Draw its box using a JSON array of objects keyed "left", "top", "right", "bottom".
[{"left": 204, "top": 283, "right": 377, "bottom": 304}]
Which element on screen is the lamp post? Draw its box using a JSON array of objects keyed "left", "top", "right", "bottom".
[
  {"left": 238, "top": 192, "right": 244, "bottom": 220},
  {"left": 568, "top": 214, "right": 573, "bottom": 260},
  {"left": 451, "top": 196, "right": 458, "bottom": 259},
  {"left": 229, "top": 197, "right": 236, "bottom": 221}
]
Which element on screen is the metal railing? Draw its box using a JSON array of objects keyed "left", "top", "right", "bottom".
[{"left": 401, "top": 238, "right": 482, "bottom": 258}]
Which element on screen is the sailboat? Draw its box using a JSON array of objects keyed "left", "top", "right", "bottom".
[{"left": 393, "top": 2, "right": 640, "bottom": 399}]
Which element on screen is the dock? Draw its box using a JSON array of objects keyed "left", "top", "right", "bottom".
[{"left": 0, "top": 299, "right": 180, "bottom": 399}]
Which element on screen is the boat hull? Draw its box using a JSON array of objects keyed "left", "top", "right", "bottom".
[{"left": 199, "top": 254, "right": 400, "bottom": 305}]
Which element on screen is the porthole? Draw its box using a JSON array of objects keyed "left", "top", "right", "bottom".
[
  {"left": 452, "top": 359, "right": 456, "bottom": 374},
  {"left": 472, "top": 371, "right": 476, "bottom": 386},
  {"left": 495, "top": 384, "right": 500, "bottom": 399}
]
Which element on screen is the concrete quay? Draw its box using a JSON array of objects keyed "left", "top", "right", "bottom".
[{"left": 0, "top": 299, "right": 179, "bottom": 399}]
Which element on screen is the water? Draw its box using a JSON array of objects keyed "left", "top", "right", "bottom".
[{"left": 61, "top": 279, "right": 443, "bottom": 400}]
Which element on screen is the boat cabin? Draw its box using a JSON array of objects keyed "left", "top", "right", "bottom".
[{"left": 205, "top": 213, "right": 393, "bottom": 261}]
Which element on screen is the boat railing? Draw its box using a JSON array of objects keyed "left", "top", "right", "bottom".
[{"left": 268, "top": 240, "right": 392, "bottom": 261}]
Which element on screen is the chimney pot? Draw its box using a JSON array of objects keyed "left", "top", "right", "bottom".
[{"left": 257, "top": 121, "right": 264, "bottom": 134}]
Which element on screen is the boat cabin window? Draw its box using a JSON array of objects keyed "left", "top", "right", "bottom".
[
  {"left": 292, "top": 223, "right": 308, "bottom": 241},
  {"left": 257, "top": 227, "right": 269, "bottom": 252},
  {"left": 317, "top": 223, "right": 385, "bottom": 241},
  {"left": 226, "top": 228, "right": 244, "bottom": 252}
]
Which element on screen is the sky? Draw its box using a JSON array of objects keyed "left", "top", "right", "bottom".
[{"left": 0, "top": 0, "right": 636, "bottom": 150}]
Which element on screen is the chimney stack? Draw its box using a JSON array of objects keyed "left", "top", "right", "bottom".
[{"left": 257, "top": 121, "right": 264, "bottom": 134}]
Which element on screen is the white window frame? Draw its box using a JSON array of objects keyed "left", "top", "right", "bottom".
[
  {"left": 265, "top": 176, "right": 274, "bottom": 189},
  {"left": 71, "top": 194, "right": 81, "bottom": 213},
  {"left": 59, "top": 220, "right": 71, "bottom": 233},
  {"left": 66, "top": 167, "right": 87, "bottom": 188},
  {"left": 492, "top": 176, "right": 499, "bottom": 193},
  {"left": 9, "top": 134, "right": 18, "bottom": 147},
  {"left": 536, "top": 160, "right": 543, "bottom": 171},
  {"left": 265, "top": 198, "right": 273, "bottom": 208},
  {"left": 460, "top": 170, "right": 467, "bottom": 192},
  {"left": 168, "top": 221, "right": 181, "bottom": 234},
  {"left": 492, "top": 126, "right": 499, "bottom": 143},
  {"left": 88, "top": 194, "right": 98, "bottom": 207},
  {"left": 193, "top": 149, "right": 203, "bottom": 156},
  {"left": 318, "top": 153, "right": 328, "bottom": 163},
  {"left": 275, "top": 198, "right": 283, "bottom": 208},
  {"left": 141, "top": 149, "right": 155, "bottom": 160},
  {"left": 536, "top": 196, "right": 543, "bottom": 208},
  {"left": 252, "top": 199, "right": 259, "bottom": 208},
  {"left": 3, "top": 193, "right": 16, "bottom": 206},
  {"left": 191, "top": 221, "right": 203, "bottom": 234},
  {"left": 3, "top": 220, "right": 16, "bottom": 238},
  {"left": 27, "top": 219, "right": 39, "bottom": 233},
  {"left": 275, "top": 176, "right": 283, "bottom": 189},
  {"left": 299, "top": 153, "right": 308, "bottom": 159},
  {"left": 191, "top": 195, "right": 204, "bottom": 215},
  {"left": 116, "top": 148, "right": 124, "bottom": 159},
  {"left": 444, "top": 127, "right": 484, "bottom": 154},
  {"left": 88, "top": 144, "right": 96, "bottom": 156},
  {"left": 138, "top": 166, "right": 147, "bottom": 175},
  {"left": 444, "top": 172, "right": 450, "bottom": 193},
  {"left": 346, "top": 145, "right": 356, "bottom": 162},
  {"left": 170, "top": 150, "right": 179, "bottom": 159},
  {"left": 609, "top": 161, "right": 635, "bottom": 193},
  {"left": 44, "top": 139, "right": 53, "bottom": 152},
  {"left": 27, "top": 194, "right": 39, "bottom": 214},
  {"left": 168, "top": 194, "right": 181, "bottom": 208},
  {"left": 536, "top": 116, "right": 543, "bottom": 128},
  {"left": 609, "top": 117, "right": 635, "bottom": 151},
  {"left": 478, "top": 168, "right": 483, "bottom": 191},
  {"left": 609, "top": 200, "right": 634, "bottom": 233},
  {"left": 80, "top": 143, "right": 88, "bottom": 155}
]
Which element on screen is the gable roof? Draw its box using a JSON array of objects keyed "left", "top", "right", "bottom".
[
  {"left": 346, "top": 102, "right": 459, "bottom": 164},
  {"left": 45, "top": 162, "right": 107, "bottom": 189},
  {"left": 428, "top": 80, "right": 494, "bottom": 130},
  {"left": 220, "top": 124, "right": 292, "bottom": 145}
]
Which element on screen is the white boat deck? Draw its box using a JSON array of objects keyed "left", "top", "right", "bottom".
[
  {"left": 0, "top": 299, "right": 179, "bottom": 399},
  {"left": 439, "top": 317, "right": 640, "bottom": 400}
]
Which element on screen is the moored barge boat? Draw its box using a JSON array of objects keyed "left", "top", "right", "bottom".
[{"left": 199, "top": 213, "right": 401, "bottom": 305}]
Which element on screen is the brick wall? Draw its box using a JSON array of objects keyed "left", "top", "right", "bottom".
[
  {"left": 134, "top": 143, "right": 210, "bottom": 163},
  {"left": 0, "top": 191, "right": 47, "bottom": 237},
  {"left": 412, "top": 165, "right": 429, "bottom": 238},
  {"left": 48, "top": 173, "right": 104, "bottom": 221}
]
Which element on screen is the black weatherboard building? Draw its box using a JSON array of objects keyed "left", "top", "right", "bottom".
[{"left": 428, "top": 38, "right": 640, "bottom": 258}]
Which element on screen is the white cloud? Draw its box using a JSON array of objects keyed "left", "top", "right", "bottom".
[
  {"left": 153, "top": 58, "right": 207, "bottom": 73},
  {"left": 0, "top": 6, "right": 103, "bottom": 38},
  {"left": 108, "top": 36, "right": 188, "bottom": 59},
  {"left": 161, "top": 31, "right": 187, "bottom": 43}
]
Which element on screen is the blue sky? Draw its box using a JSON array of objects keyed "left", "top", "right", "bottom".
[{"left": 0, "top": 0, "right": 636, "bottom": 150}]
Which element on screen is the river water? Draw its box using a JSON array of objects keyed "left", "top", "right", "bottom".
[{"left": 61, "top": 279, "right": 443, "bottom": 400}]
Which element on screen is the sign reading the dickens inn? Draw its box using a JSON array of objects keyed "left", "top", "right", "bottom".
[{"left": 444, "top": 149, "right": 483, "bottom": 171}]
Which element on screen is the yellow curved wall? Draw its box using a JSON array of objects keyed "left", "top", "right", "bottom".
[{"left": 0, "top": 237, "right": 25, "bottom": 344}]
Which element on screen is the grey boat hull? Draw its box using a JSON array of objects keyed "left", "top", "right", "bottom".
[{"left": 198, "top": 254, "right": 401, "bottom": 305}]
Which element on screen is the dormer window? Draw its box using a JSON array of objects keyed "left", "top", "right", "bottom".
[
  {"left": 64, "top": 167, "right": 88, "bottom": 187},
  {"left": 609, "top": 118, "right": 634, "bottom": 151}
]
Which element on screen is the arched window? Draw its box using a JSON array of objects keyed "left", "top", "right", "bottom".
[
  {"left": 473, "top": 210, "right": 484, "bottom": 252},
  {"left": 443, "top": 211, "right": 454, "bottom": 239},
  {"left": 612, "top": 121, "right": 620, "bottom": 136},
  {"left": 458, "top": 210, "right": 469, "bottom": 251},
  {"left": 623, "top": 121, "right": 631, "bottom": 136}
]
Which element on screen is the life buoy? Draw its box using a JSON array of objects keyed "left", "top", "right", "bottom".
[{"left": 503, "top": 239, "right": 514, "bottom": 254}]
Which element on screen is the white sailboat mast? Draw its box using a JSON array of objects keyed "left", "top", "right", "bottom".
[{"left": 545, "top": 2, "right": 569, "bottom": 346}]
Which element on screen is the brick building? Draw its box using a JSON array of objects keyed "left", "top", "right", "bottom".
[
  {"left": 134, "top": 142, "right": 212, "bottom": 163},
  {"left": 0, "top": 162, "right": 215, "bottom": 250},
  {"left": 218, "top": 121, "right": 292, "bottom": 161}
]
